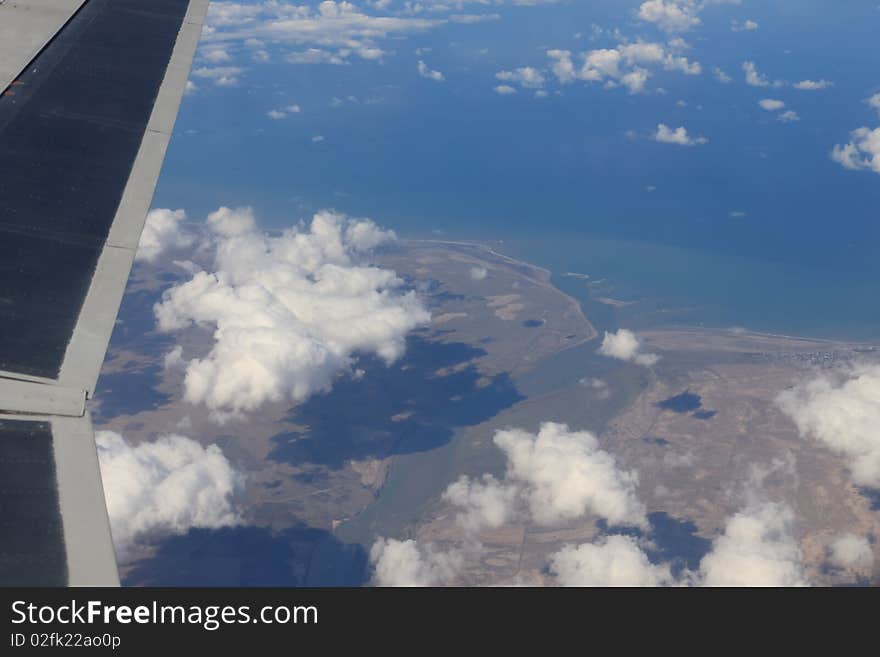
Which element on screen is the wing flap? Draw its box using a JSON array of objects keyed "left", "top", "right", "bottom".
[
  {"left": 0, "top": 0, "right": 209, "bottom": 586},
  {"left": 0, "top": 0, "right": 87, "bottom": 94}
]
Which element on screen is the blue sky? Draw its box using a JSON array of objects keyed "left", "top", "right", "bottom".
[{"left": 153, "top": 0, "right": 880, "bottom": 335}]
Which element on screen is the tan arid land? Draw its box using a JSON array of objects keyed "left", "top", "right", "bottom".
[
  {"left": 96, "top": 241, "right": 878, "bottom": 585},
  {"left": 415, "top": 326, "right": 879, "bottom": 586}
]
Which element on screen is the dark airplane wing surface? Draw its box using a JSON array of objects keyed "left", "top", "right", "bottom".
[{"left": 0, "top": 0, "right": 208, "bottom": 586}]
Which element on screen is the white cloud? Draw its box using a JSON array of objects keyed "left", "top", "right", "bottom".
[
  {"left": 831, "top": 127, "right": 880, "bottom": 174},
  {"left": 468, "top": 266, "right": 488, "bottom": 280},
  {"left": 757, "top": 100, "right": 799, "bottom": 123},
  {"left": 637, "top": 0, "right": 701, "bottom": 34},
  {"left": 443, "top": 475, "right": 519, "bottom": 533},
  {"left": 191, "top": 65, "right": 244, "bottom": 87},
  {"left": 550, "top": 535, "right": 673, "bottom": 586},
  {"left": 547, "top": 50, "right": 577, "bottom": 84},
  {"left": 777, "top": 363, "right": 880, "bottom": 487},
  {"left": 868, "top": 93, "right": 880, "bottom": 116},
  {"left": 201, "top": 47, "right": 232, "bottom": 63},
  {"left": 653, "top": 123, "right": 708, "bottom": 146},
  {"left": 370, "top": 538, "right": 463, "bottom": 586},
  {"left": 442, "top": 423, "right": 647, "bottom": 533},
  {"left": 417, "top": 60, "right": 445, "bottom": 82},
  {"left": 731, "top": 19, "right": 758, "bottom": 32},
  {"left": 713, "top": 67, "right": 731, "bottom": 83},
  {"left": 203, "top": 1, "right": 440, "bottom": 71},
  {"left": 758, "top": 99, "right": 785, "bottom": 111},
  {"left": 793, "top": 79, "right": 832, "bottom": 90},
  {"left": 449, "top": 13, "right": 502, "bottom": 25},
  {"left": 370, "top": 420, "right": 823, "bottom": 586},
  {"left": 494, "top": 423, "right": 648, "bottom": 528},
  {"left": 581, "top": 377, "right": 611, "bottom": 399},
  {"left": 742, "top": 60, "right": 770, "bottom": 87},
  {"left": 598, "top": 329, "right": 660, "bottom": 367},
  {"left": 96, "top": 431, "right": 242, "bottom": 559},
  {"left": 496, "top": 67, "right": 546, "bottom": 89},
  {"left": 286, "top": 48, "right": 349, "bottom": 64},
  {"left": 202, "top": 0, "right": 555, "bottom": 79},
  {"left": 546, "top": 40, "right": 700, "bottom": 94},
  {"left": 827, "top": 533, "right": 874, "bottom": 570},
  {"left": 698, "top": 501, "right": 808, "bottom": 586},
  {"left": 372, "top": 419, "right": 649, "bottom": 586},
  {"left": 531, "top": 455, "right": 814, "bottom": 586},
  {"left": 164, "top": 345, "right": 185, "bottom": 370},
  {"left": 154, "top": 208, "right": 430, "bottom": 420},
  {"left": 494, "top": 84, "right": 517, "bottom": 95},
  {"left": 136, "top": 209, "right": 195, "bottom": 263},
  {"left": 266, "top": 104, "right": 301, "bottom": 119}
]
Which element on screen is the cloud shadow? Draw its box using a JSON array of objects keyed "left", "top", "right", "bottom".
[
  {"left": 123, "top": 525, "right": 369, "bottom": 587},
  {"left": 268, "top": 335, "right": 524, "bottom": 470}
]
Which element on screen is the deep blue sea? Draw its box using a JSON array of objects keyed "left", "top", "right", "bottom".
[{"left": 153, "top": 0, "right": 880, "bottom": 341}]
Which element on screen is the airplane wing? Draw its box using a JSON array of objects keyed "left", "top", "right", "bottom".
[{"left": 0, "top": 0, "right": 209, "bottom": 586}]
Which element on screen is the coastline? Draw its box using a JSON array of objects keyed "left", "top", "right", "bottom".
[{"left": 406, "top": 237, "right": 880, "bottom": 350}]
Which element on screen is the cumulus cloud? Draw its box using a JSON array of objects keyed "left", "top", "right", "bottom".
[
  {"left": 494, "top": 84, "right": 517, "bottom": 95},
  {"left": 136, "top": 209, "right": 195, "bottom": 263},
  {"left": 757, "top": 99, "right": 798, "bottom": 123},
  {"left": 793, "top": 79, "right": 832, "bottom": 90},
  {"left": 553, "top": 471, "right": 813, "bottom": 587},
  {"left": 653, "top": 123, "right": 708, "bottom": 146},
  {"left": 494, "top": 423, "right": 648, "bottom": 528},
  {"left": 868, "top": 93, "right": 880, "bottom": 116},
  {"left": 96, "top": 431, "right": 242, "bottom": 559},
  {"left": 496, "top": 67, "right": 546, "bottom": 89},
  {"left": 417, "top": 60, "right": 444, "bottom": 82},
  {"left": 831, "top": 127, "right": 880, "bottom": 175},
  {"left": 191, "top": 65, "right": 244, "bottom": 87},
  {"left": 372, "top": 420, "right": 649, "bottom": 586},
  {"left": 758, "top": 99, "right": 785, "bottom": 111},
  {"left": 371, "top": 422, "right": 822, "bottom": 586},
  {"left": 598, "top": 329, "right": 660, "bottom": 366},
  {"left": 203, "top": 0, "right": 556, "bottom": 79},
  {"left": 546, "top": 40, "right": 700, "bottom": 94},
  {"left": 550, "top": 535, "right": 673, "bottom": 586},
  {"left": 637, "top": 0, "right": 701, "bottom": 33},
  {"left": 443, "top": 475, "right": 519, "bottom": 533},
  {"left": 777, "top": 363, "right": 880, "bottom": 487},
  {"left": 203, "top": 1, "right": 440, "bottom": 71},
  {"left": 266, "top": 104, "right": 301, "bottom": 119},
  {"left": 713, "top": 67, "right": 731, "bottom": 83},
  {"left": 468, "top": 266, "right": 488, "bottom": 280},
  {"left": 698, "top": 500, "right": 808, "bottom": 586},
  {"left": 581, "top": 377, "right": 611, "bottom": 399},
  {"left": 731, "top": 19, "right": 758, "bottom": 32},
  {"left": 827, "top": 533, "right": 874, "bottom": 570},
  {"left": 201, "top": 46, "right": 232, "bottom": 63},
  {"left": 154, "top": 207, "right": 430, "bottom": 420},
  {"left": 370, "top": 538, "right": 463, "bottom": 586},
  {"left": 442, "top": 423, "right": 646, "bottom": 532},
  {"left": 742, "top": 60, "right": 777, "bottom": 88}
]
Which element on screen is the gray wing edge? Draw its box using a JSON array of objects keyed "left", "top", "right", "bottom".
[
  {"left": 0, "top": 0, "right": 88, "bottom": 94},
  {"left": 0, "top": 0, "right": 210, "bottom": 398},
  {"left": 59, "top": 0, "right": 211, "bottom": 397},
  {"left": 0, "top": 0, "right": 210, "bottom": 585},
  {"left": 0, "top": 410, "right": 118, "bottom": 586}
]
